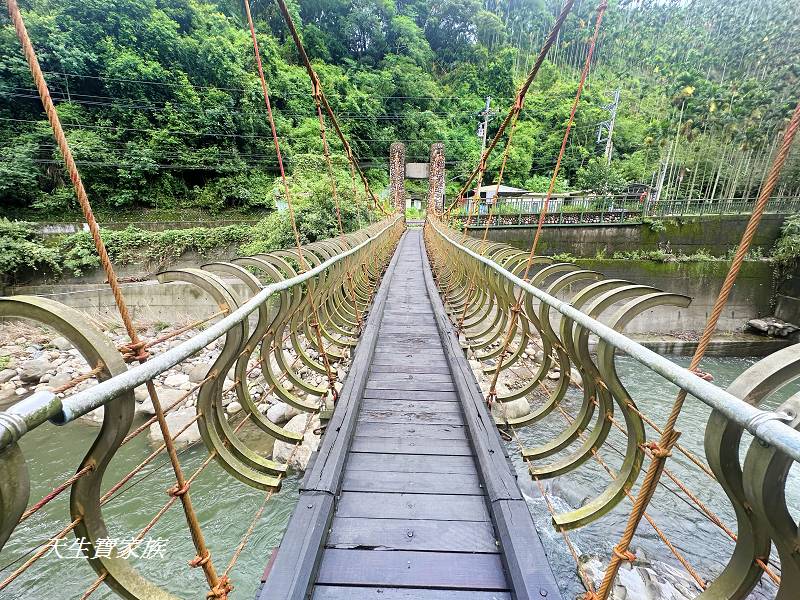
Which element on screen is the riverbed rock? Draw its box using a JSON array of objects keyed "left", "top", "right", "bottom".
[
  {"left": 188, "top": 362, "right": 213, "bottom": 383},
  {"left": 20, "top": 357, "right": 52, "bottom": 383},
  {"left": 0, "top": 369, "right": 16, "bottom": 384},
  {"left": 267, "top": 401, "right": 301, "bottom": 424},
  {"left": 226, "top": 401, "right": 242, "bottom": 415},
  {"left": 48, "top": 373, "right": 73, "bottom": 388},
  {"left": 0, "top": 383, "right": 16, "bottom": 405},
  {"left": 491, "top": 397, "right": 530, "bottom": 421},
  {"left": 79, "top": 406, "right": 105, "bottom": 425},
  {"left": 163, "top": 373, "right": 190, "bottom": 388},
  {"left": 136, "top": 387, "right": 186, "bottom": 416},
  {"left": 579, "top": 553, "right": 699, "bottom": 600},
  {"left": 50, "top": 336, "right": 72, "bottom": 351},
  {"left": 148, "top": 408, "right": 201, "bottom": 446},
  {"left": 271, "top": 413, "right": 320, "bottom": 470},
  {"left": 747, "top": 316, "right": 799, "bottom": 338},
  {"left": 547, "top": 370, "right": 560, "bottom": 380}
]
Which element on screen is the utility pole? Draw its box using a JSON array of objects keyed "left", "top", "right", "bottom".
[
  {"left": 477, "top": 96, "right": 492, "bottom": 156},
  {"left": 596, "top": 88, "right": 620, "bottom": 165}
]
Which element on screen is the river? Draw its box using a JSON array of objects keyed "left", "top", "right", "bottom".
[{"left": 0, "top": 356, "right": 796, "bottom": 599}]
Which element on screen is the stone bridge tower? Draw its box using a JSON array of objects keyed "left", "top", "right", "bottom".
[
  {"left": 427, "top": 142, "right": 445, "bottom": 214},
  {"left": 389, "top": 142, "right": 406, "bottom": 213}
]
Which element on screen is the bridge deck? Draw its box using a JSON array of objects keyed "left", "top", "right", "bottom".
[{"left": 259, "top": 230, "right": 559, "bottom": 599}]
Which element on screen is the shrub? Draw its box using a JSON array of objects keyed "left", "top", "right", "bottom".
[{"left": 0, "top": 219, "right": 61, "bottom": 280}]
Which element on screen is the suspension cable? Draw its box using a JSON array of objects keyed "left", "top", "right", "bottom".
[
  {"left": 271, "top": 0, "right": 390, "bottom": 216},
  {"left": 486, "top": 0, "right": 609, "bottom": 406},
  {"left": 446, "top": 0, "right": 577, "bottom": 214},
  {"left": 5, "top": 0, "right": 223, "bottom": 594},
  {"left": 595, "top": 98, "right": 800, "bottom": 599}
]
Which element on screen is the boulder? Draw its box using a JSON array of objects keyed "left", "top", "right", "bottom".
[
  {"left": 163, "top": 373, "right": 190, "bottom": 388},
  {"left": 0, "top": 383, "right": 16, "bottom": 405},
  {"left": 188, "top": 362, "right": 213, "bottom": 384},
  {"left": 149, "top": 409, "right": 201, "bottom": 446},
  {"left": 48, "top": 373, "right": 73, "bottom": 388},
  {"left": 491, "top": 397, "right": 530, "bottom": 421},
  {"left": 19, "top": 358, "right": 52, "bottom": 384},
  {"left": 272, "top": 412, "right": 321, "bottom": 470},
  {"left": 136, "top": 387, "right": 186, "bottom": 416},
  {"left": 50, "top": 336, "right": 72, "bottom": 351},
  {"left": 579, "top": 553, "right": 699, "bottom": 600},
  {"left": 266, "top": 401, "right": 301, "bottom": 424},
  {"left": 79, "top": 405, "right": 105, "bottom": 425},
  {"left": 0, "top": 369, "right": 16, "bottom": 384}
]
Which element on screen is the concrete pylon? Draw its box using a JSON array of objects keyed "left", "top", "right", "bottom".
[
  {"left": 427, "top": 142, "right": 445, "bottom": 214},
  {"left": 389, "top": 142, "right": 406, "bottom": 213}
]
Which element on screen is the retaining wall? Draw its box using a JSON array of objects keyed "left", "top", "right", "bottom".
[{"left": 470, "top": 214, "right": 786, "bottom": 257}]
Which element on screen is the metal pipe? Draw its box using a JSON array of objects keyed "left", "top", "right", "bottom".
[
  {"left": 0, "top": 216, "right": 401, "bottom": 450},
  {"left": 428, "top": 217, "right": 800, "bottom": 463}
]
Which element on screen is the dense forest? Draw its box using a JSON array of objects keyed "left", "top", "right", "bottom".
[{"left": 0, "top": 0, "right": 798, "bottom": 223}]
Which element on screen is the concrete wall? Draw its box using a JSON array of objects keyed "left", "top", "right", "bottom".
[
  {"left": 775, "top": 269, "right": 800, "bottom": 324},
  {"left": 570, "top": 259, "right": 774, "bottom": 333},
  {"left": 10, "top": 258, "right": 773, "bottom": 333},
  {"left": 7, "top": 279, "right": 251, "bottom": 324},
  {"left": 470, "top": 214, "right": 786, "bottom": 258}
]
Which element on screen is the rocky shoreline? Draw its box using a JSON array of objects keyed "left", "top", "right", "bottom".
[{"left": 0, "top": 320, "right": 346, "bottom": 470}]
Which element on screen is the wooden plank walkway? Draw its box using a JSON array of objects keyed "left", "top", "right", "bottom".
[{"left": 258, "top": 230, "right": 559, "bottom": 600}]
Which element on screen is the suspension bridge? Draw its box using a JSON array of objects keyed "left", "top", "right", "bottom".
[{"left": 1, "top": 0, "right": 800, "bottom": 599}]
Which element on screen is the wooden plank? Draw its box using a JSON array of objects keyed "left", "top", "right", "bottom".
[
  {"left": 364, "top": 380, "right": 456, "bottom": 392},
  {"left": 361, "top": 399, "right": 462, "bottom": 413},
  {"left": 355, "top": 422, "right": 466, "bottom": 440},
  {"left": 492, "top": 499, "right": 562, "bottom": 599},
  {"left": 255, "top": 492, "right": 334, "bottom": 600},
  {"left": 350, "top": 436, "right": 472, "bottom": 456},
  {"left": 342, "top": 470, "right": 481, "bottom": 494},
  {"left": 326, "top": 517, "right": 498, "bottom": 553},
  {"left": 380, "top": 326, "right": 441, "bottom": 333},
  {"left": 346, "top": 453, "right": 475, "bottom": 474},
  {"left": 362, "top": 389, "right": 458, "bottom": 402},
  {"left": 313, "top": 586, "right": 512, "bottom": 600},
  {"left": 371, "top": 356, "right": 450, "bottom": 367},
  {"left": 357, "top": 409, "right": 464, "bottom": 426},
  {"left": 416, "top": 231, "right": 559, "bottom": 600},
  {"left": 370, "top": 363, "right": 453, "bottom": 374},
  {"left": 316, "top": 549, "right": 508, "bottom": 590},
  {"left": 336, "top": 492, "right": 490, "bottom": 521},
  {"left": 368, "top": 372, "right": 453, "bottom": 383}
]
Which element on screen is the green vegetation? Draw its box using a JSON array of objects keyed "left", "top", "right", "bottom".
[
  {"left": 772, "top": 214, "right": 800, "bottom": 279},
  {"left": 0, "top": 219, "right": 61, "bottom": 279},
  {"left": 0, "top": 0, "right": 797, "bottom": 226},
  {"left": 549, "top": 252, "right": 577, "bottom": 263}
]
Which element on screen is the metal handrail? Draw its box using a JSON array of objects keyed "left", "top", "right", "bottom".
[
  {"left": 427, "top": 216, "right": 800, "bottom": 462},
  {"left": 0, "top": 215, "right": 403, "bottom": 451}
]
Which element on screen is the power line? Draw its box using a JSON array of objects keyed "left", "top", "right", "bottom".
[{"left": 40, "top": 70, "right": 466, "bottom": 100}]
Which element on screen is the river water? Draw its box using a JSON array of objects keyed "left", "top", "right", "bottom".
[{"left": 1, "top": 356, "right": 797, "bottom": 599}]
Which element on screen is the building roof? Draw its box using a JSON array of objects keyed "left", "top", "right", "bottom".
[{"left": 475, "top": 184, "right": 529, "bottom": 193}]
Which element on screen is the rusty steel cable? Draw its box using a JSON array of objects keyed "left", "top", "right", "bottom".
[
  {"left": 448, "top": 0, "right": 577, "bottom": 212},
  {"left": 595, "top": 99, "right": 800, "bottom": 599},
  {"left": 5, "top": 1, "right": 224, "bottom": 592},
  {"left": 245, "top": 0, "right": 348, "bottom": 403},
  {"left": 78, "top": 316, "right": 356, "bottom": 600},
  {"left": 271, "top": 0, "right": 390, "bottom": 217},
  {"left": 312, "top": 78, "right": 345, "bottom": 235},
  {"left": 486, "top": 0, "right": 609, "bottom": 405}
]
